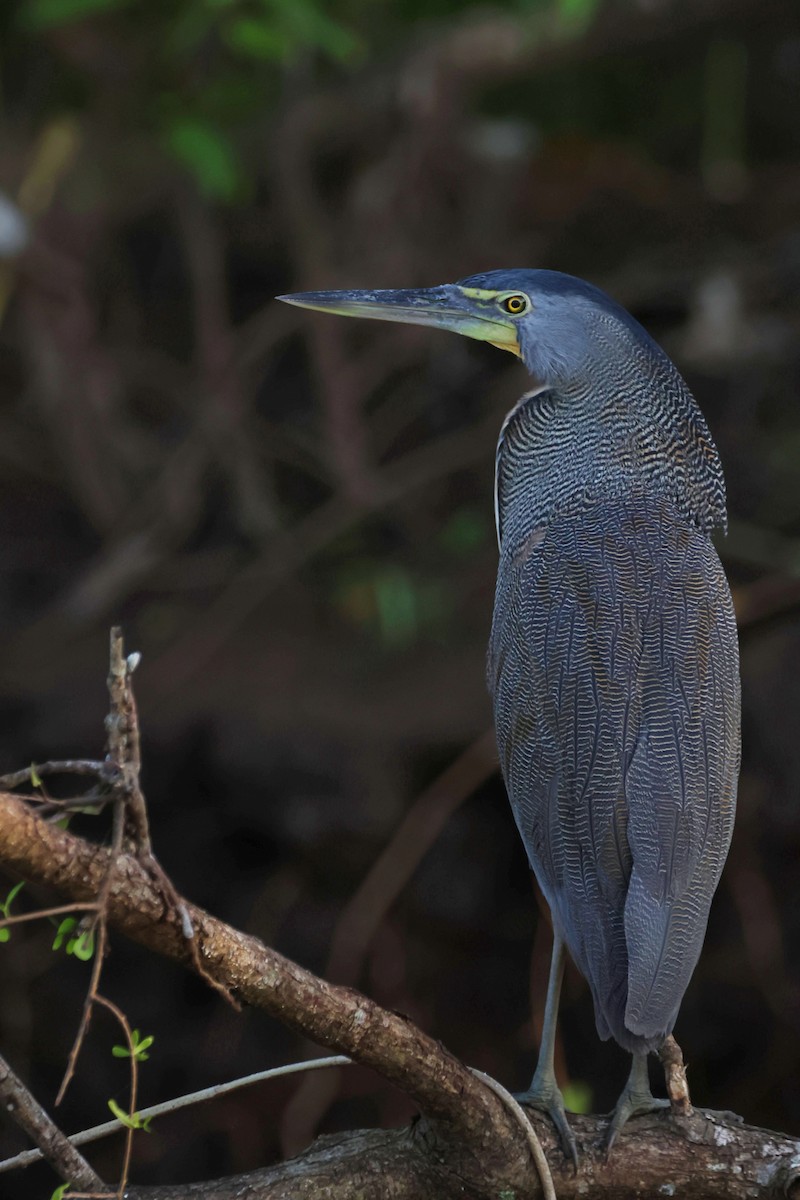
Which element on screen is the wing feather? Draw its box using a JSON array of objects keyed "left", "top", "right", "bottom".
[{"left": 489, "top": 492, "right": 740, "bottom": 1049}]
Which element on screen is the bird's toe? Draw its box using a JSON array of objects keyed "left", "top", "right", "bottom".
[
  {"left": 516, "top": 1077, "right": 579, "bottom": 1170},
  {"left": 604, "top": 1088, "right": 670, "bottom": 1155}
]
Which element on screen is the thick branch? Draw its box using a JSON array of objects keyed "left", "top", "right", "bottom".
[
  {"left": 0, "top": 791, "right": 530, "bottom": 1192},
  {"left": 3, "top": 792, "right": 800, "bottom": 1199},
  {"left": 123, "top": 1115, "right": 800, "bottom": 1200}
]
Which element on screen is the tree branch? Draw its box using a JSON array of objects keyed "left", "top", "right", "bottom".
[
  {"left": 0, "top": 1050, "right": 105, "bottom": 1193},
  {"left": 0, "top": 790, "right": 532, "bottom": 1192},
  {"left": 121, "top": 1113, "right": 800, "bottom": 1200},
  {"left": 2, "top": 790, "right": 800, "bottom": 1199}
]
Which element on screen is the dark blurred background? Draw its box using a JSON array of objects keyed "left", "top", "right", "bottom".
[{"left": 0, "top": 0, "right": 799, "bottom": 1192}]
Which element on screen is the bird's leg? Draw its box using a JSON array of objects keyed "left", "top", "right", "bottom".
[
  {"left": 605, "top": 1052, "right": 670, "bottom": 1152},
  {"left": 516, "top": 931, "right": 578, "bottom": 1168}
]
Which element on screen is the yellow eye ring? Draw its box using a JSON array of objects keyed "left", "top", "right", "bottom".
[{"left": 501, "top": 294, "right": 529, "bottom": 316}]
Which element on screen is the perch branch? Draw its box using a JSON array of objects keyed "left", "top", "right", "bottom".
[
  {"left": 0, "top": 789, "right": 533, "bottom": 1194},
  {"left": 2, "top": 790, "right": 800, "bottom": 1199}
]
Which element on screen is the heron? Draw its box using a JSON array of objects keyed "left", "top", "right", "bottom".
[{"left": 278, "top": 270, "right": 741, "bottom": 1160}]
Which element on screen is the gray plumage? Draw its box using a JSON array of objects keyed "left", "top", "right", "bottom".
[
  {"left": 482, "top": 269, "right": 740, "bottom": 1053},
  {"left": 278, "top": 267, "right": 742, "bottom": 1150}
]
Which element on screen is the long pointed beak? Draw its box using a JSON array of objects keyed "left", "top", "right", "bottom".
[{"left": 277, "top": 285, "right": 520, "bottom": 356}]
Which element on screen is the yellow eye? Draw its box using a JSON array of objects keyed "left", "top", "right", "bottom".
[{"left": 501, "top": 294, "right": 529, "bottom": 316}]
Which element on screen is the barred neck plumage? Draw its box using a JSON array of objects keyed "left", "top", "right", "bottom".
[{"left": 494, "top": 340, "right": 727, "bottom": 554}]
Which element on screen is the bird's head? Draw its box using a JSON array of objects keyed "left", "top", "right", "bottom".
[
  {"left": 278, "top": 269, "right": 660, "bottom": 389},
  {"left": 279, "top": 268, "right": 727, "bottom": 534}
]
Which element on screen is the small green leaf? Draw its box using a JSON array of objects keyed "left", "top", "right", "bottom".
[
  {"left": 52, "top": 916, "right": 77, "bottom": 951},
  {"left": 133, "top": 1036, "right": 154, "bottom": 1060},
  {"left": 108, "top": 1098, "right": 138, "bottom": 1129},
  {"left": 50, "top": 1183, "right": 71, "bottom": 1200},
  {"left": 0, "top": 880, "right": 25, "bottom": 917},
  {"left": 29, "top": 764, "right": 42, "bottom": 788},
  {"left": 112, "top": 1029, "right": 154, "bottom": 1061},
  {"left": 107, "top": 1098, "right": 151, "bottom": 1130},
  {"left": 70, "top": 929, "right": 95, "bottom": 960},
  {"left": 0, "top": 880, "right": 25, "bottom": 938}
]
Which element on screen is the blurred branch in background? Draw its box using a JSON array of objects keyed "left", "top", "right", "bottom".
[{"left": 281, "top": 728, "right": 497, "bottom": 1155}]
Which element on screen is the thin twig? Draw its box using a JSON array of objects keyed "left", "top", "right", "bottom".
[
  {"left": 0, "top": 902, "right": 98, "bottom": 930},
  {"left": 105, "top": 629, "right": 230, "bottom": 999},
  {"left": 93, "top": 994, "right": 139, "bottom": 1200},
  {"left": 0, "top": 1056, "right": 354, "bottom": 1176},
  {"left": 107, "top": 627, "right": 150, "bottom": 857},
  {"left": 0, "top": 760, "right": 105, "bottom": 789},
  {"left": 56, "top": 916, "right": 109, "bottom": 1106}
]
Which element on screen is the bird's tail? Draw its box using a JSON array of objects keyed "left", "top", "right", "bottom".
[{"left": 623, "top": 867, "right": 708, "bottom": 1041}]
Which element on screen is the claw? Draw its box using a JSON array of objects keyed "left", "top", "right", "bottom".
[
  {"left": 516, "top": 1075, "right": 579, "bottom": 1170},
  {"left": 604, "top": 1053, "right": 670, "bottom": 1155}
]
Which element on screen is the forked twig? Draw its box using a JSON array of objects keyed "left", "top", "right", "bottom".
[{"left": 0, "top": 760, "right": 106, "bottom": 789}]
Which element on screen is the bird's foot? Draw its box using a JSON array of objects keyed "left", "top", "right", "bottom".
[
  {"left": 515, "top": 1072, "right": 579, "bottom": 1170},
  {"left": 604, "top": 1081, "right": 669, "bottom": 1154}
]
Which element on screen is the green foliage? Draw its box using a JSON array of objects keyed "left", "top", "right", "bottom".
[
  {"left": 335, "top": 562, "right": 452, "bottom": 649},
  {"left": 373, "top": 565, "right": 418, "bottom": 648},
  {"left": 438, "top": 507, "right": 489, "bottom": 557},
  {"left": 562, "top": 1079, "right": 593, "bottom": 1114},
  {"left": 107, "top": 1098, "right": 153, "bottom": 1131},
  {"left": 52, "top": 917, "right": 95, "bottom": 960},
  {"left": 112, "top": 1028, "right": 155, "bottom": 1062},
  {"left": 164, "top": 117, "right": 244, "bottom": 201},
  {"left": 0, "top": 881, "right": 25, "bottom": 942},
  {"left": 225, "top": 0, "right": 362, "bottom": 64},
  {"left": 12, "top": 0, "right": 364, "bottom": 203},
  {"left": 7, "top": 0, "right": 606, "bottom": 206},
  {"left": 50, "top": 1183, "right": 71, "bottom": 1200},
  {"left": 556, "top": 0, "right": 601, "bottom": 28},
  {"left": 20, "top": 0, "right": 130, "bottom": 32}
]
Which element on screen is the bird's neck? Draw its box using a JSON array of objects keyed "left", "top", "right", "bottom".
[{"left": 494, "top": 362, "right": 727, "bottom": 554}]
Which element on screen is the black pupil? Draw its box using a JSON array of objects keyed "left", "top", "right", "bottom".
[{"left": 508, "top": 297, "right": 522, "bottom": 311}]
